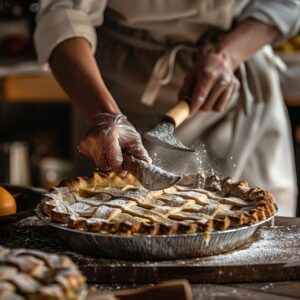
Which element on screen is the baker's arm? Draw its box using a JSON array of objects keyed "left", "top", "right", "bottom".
[
  {"left": 50, "top": 38, "right": 151, "bottom": 172},
  {"left": 216, "top": 19, "right": 278, "bottom": 71},
  {"left": 34, "top": 0, "right": 151, "bottom": 173},
  {"left": 50, "top": 37, "right": 120, "bottom": 117},
  {"left": 237, "top": 0, "right": 300, "bottom": 46},
  {"left": 180, "top": 19, "right": 279, "bottom": 114},
  {"left": 180, "top": 0, "right": 300, "bottom": 114},
  {"left": 34, "top": 0, "right": 119, "bottom": 117}
]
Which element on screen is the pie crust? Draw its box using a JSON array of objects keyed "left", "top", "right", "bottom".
[
  {"left": 41, "top": 172, "right": 276, "bottom": 236},
  {"left": 0, "top": 246, "right": 87, "bottom": 300}
]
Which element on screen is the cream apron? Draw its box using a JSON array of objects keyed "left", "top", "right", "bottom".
[{"left": 73, "top": 1, "right": 297, "bottom": 216}]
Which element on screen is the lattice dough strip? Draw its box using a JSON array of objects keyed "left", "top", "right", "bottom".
[
  {"left": 4, "top": 256, "right": 45, "bottom": 278},
  {"left": 216, "top": 209, "right": 248, "bottom": 218},
  {"left": 111, "top": 212, "right": 151, "bottom": 224},
  {"left": 154, "top": 195, "right": 195, "bottom": 208},
  {"left": 52, "top": 202, "right": 77, "bottom": 216},
  {"left": 102, "top": 187, "right": 163, "bottom": 199},
  {"left": 182, "top": 203, "right": 226, "bottom": 218},
  {"left": 100, "top": 189, "right": 165, "bottom": 208},
  {"left": 169, "top": 210, "right": 213, "bottom": 222},
  {"left": 182, "top": 203, "right": 205, "bottom": 212},
  {"left": 240, "top": 205, "right": 256, "bottom": 211},
  {"left": 73, "top": 193, "right": 112, "bottom": 206},
  {"left": 133, "top": 196, "right": 166, "bottom": 208},
  {"left": 123, "top": 205, "right": 178, "bottom": 226},
  {"left": 151, "top": 205, "right": 184, "bottom": 217},
  {"left": 103, "top": 199, "right": 137, "bottom": 209},
  {"left": 191, "top": 188, "right": 252, "bottom": 207},
  {"left": 102, "top": 188, "right": 146, "bottom": 199},
  {"left": 70, "top": 202, "right": 96, "bottom": 217},
  {"left": 0, "top": 266, "right": 18, "bottom": 281},
  {"left": 217, "top": 197, "right": 253, "bottom": 207},
  {"left": 166, "top": 191, "right": 211, "bottom": 205},
  {"left": 48, "top": 187, "right": 77, "bottom": 203},
  {"left": 118, "top": 185, "right": 141, "bottom": 191},
  {"left": 93, "top": 206, "right": 122, "bottom": 221},
  {"left": 162, "top": 186, "right": 177, "bottom": 193},
  {"left": 6, "top": 273, "right": 41, "bottom": 294},
  {"left": 197, "top": 204, "right": 227, "bottom": 217}
]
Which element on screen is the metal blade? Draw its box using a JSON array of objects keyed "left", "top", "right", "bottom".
[
  {"left": 123, "top": 154, "right": 182, "bottom": 190},
  {"left": 143, "top": 121, "right": 194, "bottom": 152}
]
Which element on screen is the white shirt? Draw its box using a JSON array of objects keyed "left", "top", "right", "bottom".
[{"left": 34, "top": 0, "right": 300, "bottom": 64}]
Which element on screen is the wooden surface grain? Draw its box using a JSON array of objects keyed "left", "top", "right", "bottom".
[{"left": 88, "top": 281, "right": 300, "bottom": 300}]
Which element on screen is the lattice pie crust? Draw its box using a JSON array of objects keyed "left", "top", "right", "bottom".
[
  {"left": 0, "top": 246, "right": 87, "bottom": 300},
  {"left": 41, "top": 172, "right": 276, "bottom": 236}
]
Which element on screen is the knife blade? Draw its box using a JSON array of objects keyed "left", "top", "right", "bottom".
[{"left": 123, "top": 154, "right": 182, "bottom": 190}]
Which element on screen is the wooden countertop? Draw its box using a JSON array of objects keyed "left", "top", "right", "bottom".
[
  {"left": 1, "top": 217, "right": 299, "bottom": 299},
  {"left": 89, "top": 217, "right": 300, "bottom": 299}
]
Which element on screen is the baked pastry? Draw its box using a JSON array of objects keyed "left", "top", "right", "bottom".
[
  {"left": 0, "top": 246, "right": 87, "bottom": 300},
  {"left": 41, "top": 172, "right": 276, "bottom": 236}
]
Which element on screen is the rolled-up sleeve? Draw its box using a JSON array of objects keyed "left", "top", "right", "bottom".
[
  {"left": 238, "top": 0, "right": 300, "bottom": 45},
  {"left": 34, "top": 0, "right": 107, "bottom": 64}
]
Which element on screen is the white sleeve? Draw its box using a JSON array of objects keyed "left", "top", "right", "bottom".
[
  {"left": 238, "top": 0, "right": 300, "bottom": 45},
  {"left": 34, "top": 0, "right": 107, "bottom": 64}
]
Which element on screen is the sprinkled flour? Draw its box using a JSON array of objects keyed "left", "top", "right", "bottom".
[{"left": 163, "top": 225, "right": 300, "bottom": 267}]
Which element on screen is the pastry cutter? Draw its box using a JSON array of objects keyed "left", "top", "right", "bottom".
[
  {"left": 123, "top": 154, "right": 182, "bottom": 191},
  {"left": 144, "top": 100, "right": 195, "bottom": 152}
]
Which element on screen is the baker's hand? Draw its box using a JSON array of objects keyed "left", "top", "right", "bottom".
[
  {"left": 78, "top": 113, "right": 151, "bottom": 174},
  {"left": 179, "top": 49, "right": 240, "bottom": 116}
]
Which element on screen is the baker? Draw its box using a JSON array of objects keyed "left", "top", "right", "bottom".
[{"left": 34, "top": 0, "right": 300, "bottom": 216}]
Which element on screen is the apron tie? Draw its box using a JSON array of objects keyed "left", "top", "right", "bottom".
[{"left": 141, "top": 45, "right": 197, "bottom": 107}]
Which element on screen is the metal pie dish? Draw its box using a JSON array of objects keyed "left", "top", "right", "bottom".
[{"left": 36, "top": 207, "right": 276, "bottom": 260}]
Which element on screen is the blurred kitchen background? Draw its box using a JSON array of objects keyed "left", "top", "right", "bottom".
[
  {"left": 0, "top": 0, "right": 300, "bottom": 215},
  {"left": 0, "top": 0, "right": 72, "bottom": 190}
]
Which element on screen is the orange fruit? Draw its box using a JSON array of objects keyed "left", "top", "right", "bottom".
[{"left": 0, "top": 186, "right": 17, "bottom": 217}]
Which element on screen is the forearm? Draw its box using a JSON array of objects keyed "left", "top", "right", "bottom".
[
  {"left": 216, "top": 19, "right": 280, "bottom": 70},
  {"left": 49, "top": 37, "right": 121, "bottom": 118}
]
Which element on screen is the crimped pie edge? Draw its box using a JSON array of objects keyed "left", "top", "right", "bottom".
[{"left": 40, "top": 172, "right": 276, "bottom": 236}]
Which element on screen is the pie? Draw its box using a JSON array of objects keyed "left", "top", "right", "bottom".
[
  {"left": 40, "top": 172, "right": 276, "bottom": 236},
  {"left": 0, "top": 246, "right": 87, "bottom": 300}
]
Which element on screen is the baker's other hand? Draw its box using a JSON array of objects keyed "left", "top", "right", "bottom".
[
  {"left": 179, "top": 49, "right": 240, "bottom": 116},
  {"left": 78, "top": 113, "right": 151, "bottom": 174}
]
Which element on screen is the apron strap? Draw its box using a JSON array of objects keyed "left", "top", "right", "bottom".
[{"left": 141, "top": 45, "right": 196, "bottom": 106}]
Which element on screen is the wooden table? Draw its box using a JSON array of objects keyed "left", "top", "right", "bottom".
[
  {"left": 1, "top": 217, "right": 300, "bottom": 299},
  {"left": 88, "top": 217, "right": 300, "bottom": 299},
  {"left": 86, "top": 281, "right": 300, "bottom": 300}
]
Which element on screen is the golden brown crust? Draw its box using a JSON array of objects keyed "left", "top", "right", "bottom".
[
  {"left": 40, "top": 172, "right": 276, "bottom": 236},
  {"left": 0, "top": 246, "right": 87, "bottom": 300},
  {"left": 59, "top": 172, "right": 140, "bottom": 193}
]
